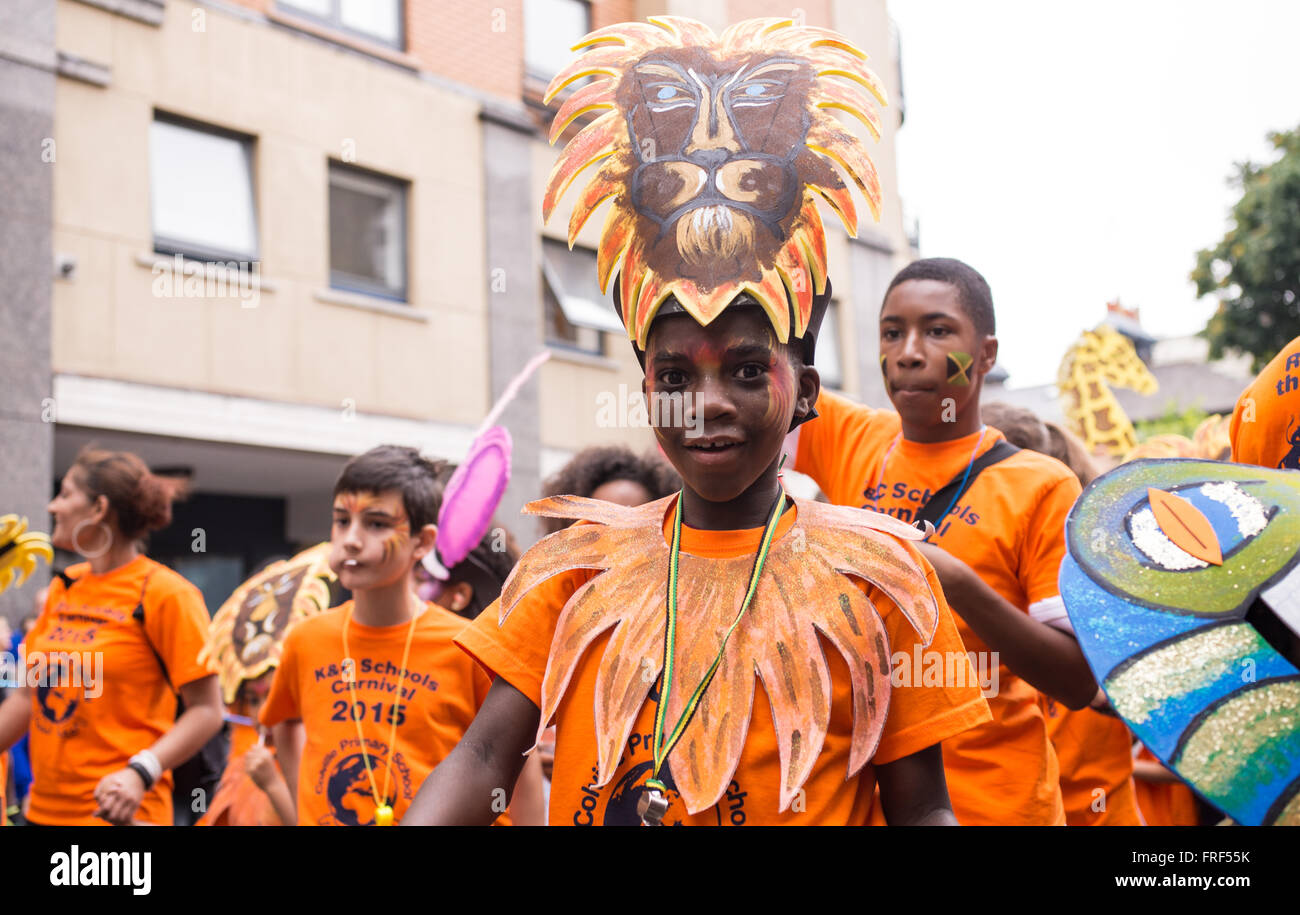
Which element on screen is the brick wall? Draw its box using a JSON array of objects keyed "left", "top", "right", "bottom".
[{"left": 211, "top": 0, "right": 653, "bottom": 102}]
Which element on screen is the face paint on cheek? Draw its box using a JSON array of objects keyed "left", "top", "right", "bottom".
[
  {"left": 760, "top": 361, "right": 797, "bottom": 431},
  {"left": 946, "top": 351, "right": 974, "bottom": 387},
  {"left": 879, "top": 354, "right": 890, "bottom": 393},
  {"left": 380, "top": 519, "right": 411, "bottom": 564}
]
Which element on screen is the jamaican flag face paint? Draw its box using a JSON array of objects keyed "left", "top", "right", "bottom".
[
  {"left": 879, "top": 354, "right": 889, "bottom": 393},
  {"left": 946, "top": 351, "right": 974, "bottom": 386}
]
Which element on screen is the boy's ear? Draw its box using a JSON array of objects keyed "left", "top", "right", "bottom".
[
  {"left": 794, "top": 362, "right": 821, "bottom": 426},
  {"left": 978, "top": 335, "right": 999, "bottom": 377},
  {"left": 411, "top": 523, "right": 438, "bottom": 563}
]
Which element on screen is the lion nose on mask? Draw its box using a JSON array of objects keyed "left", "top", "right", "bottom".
[{"left": 692, "top": 147, "right": 729, "bottom": 170}]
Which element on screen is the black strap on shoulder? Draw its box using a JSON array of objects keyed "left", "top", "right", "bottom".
[
  {"left": 131, "top": 571, "right": 175, "bottom": 694},
  {"left": 913, "top": 439, "right": 1020, "bottom": 531}
]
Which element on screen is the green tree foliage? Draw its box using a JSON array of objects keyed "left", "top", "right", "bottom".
[
  {"left": 1193, "top": 126, "right": 1300, "bottom": 372},
  {"left": 1134, "top": 404, "right": 1210, "bottom": 442}
]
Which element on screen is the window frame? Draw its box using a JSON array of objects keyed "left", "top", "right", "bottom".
[
  {"left": 276, "top": 0, "right": 406, "bottom": 51},
  {"left": 540, "top": 240, "right": 606, "bottom": 356},
  {"left": 150, "top": 112, "right": 260, "bottom": 265},
  {"left": 523, "top": 0, "right": 592, "bottom": 82},
  {"left": 818, "top": 298, "right": 846, "bottom": 391},
  {"left": 327, "top": 160, "right": 410, "bottom": 304}
]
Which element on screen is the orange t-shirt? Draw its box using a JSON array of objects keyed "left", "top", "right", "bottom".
[
  {"left": 1230, "top": 335, "right": 1300, "bottom": 470},
  {"left": 1039, "top": 696, "right": 1141, "bottom": 825},
  {"left": 24, "top": 555, "right": 214, "bottom": 826},
  {"left": 795, "top": 390, "right": 1080, "bottom": 826},
  {"left": 456, "top": 504, "right": 991, "bottom": 826},
  {"left": 1132, "top": 745, "right": 1199, "bottom": 826},
  {"left": 260, "top": 601, "right": 496, "bottom": 826},
  {"left": 196, "top": 722, "right": 281, "bottom": 826}
]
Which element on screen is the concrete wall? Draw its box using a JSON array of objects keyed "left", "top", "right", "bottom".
[
  {"left": 0, "top": 0, "right": 56, "bottom": 623},
  {"left": 52, "top": 0, "right": 489, "bottom": 426}
]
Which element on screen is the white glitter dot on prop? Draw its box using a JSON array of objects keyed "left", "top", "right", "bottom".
[
  {"left": 1129, "top": 508, "right": 1207, "bottom": 571},
  {"left": 1200, "top": 481, "right": 1268, "bottom": 538}
]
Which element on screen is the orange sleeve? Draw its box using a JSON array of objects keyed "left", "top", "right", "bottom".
[
  {"left": 144, "top": 575, "right": 215, "bottom": 689},
  {"left": 1230, "top": 336, "right": 1300, "bottom": 468},
  {"left": 259, "top": 626, "right": 303, "bottom": 727},
  {"left": 870, "top": 554, "right": 993, "bottom": 765},
  {"left": 1019, "top": 474, "right": 1081, "bottom": 607},
  {"left": 455, "top": 568, "right": 598, "bottom": 708}
]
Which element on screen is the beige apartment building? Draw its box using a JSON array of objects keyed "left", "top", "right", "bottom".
[{"left": 0, "top": 0, "right": 914, "bottom": 617}]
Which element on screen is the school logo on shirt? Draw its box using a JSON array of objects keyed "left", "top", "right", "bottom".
[
  {"left": 1280, "top": 418, "right": 1300, "bottom": 470},
  {"left": 34, "top": 658, "right": 84, "bottom": 738},
  {"left": 603, "top": 762, "right": 691, "bottom": 826},
  {"left": 861, "top": 482, "right": 980, "bottom": 535},
  {"left": 570, "top": 681, "right": 739, "bottom": 825},
  {"left": 314, "top": 739, "right": 412, "bottom": 826}
]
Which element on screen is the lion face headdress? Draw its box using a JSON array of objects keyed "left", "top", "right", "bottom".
[{"left": 542, "top": 16, "right": 886, "bottom": 350}]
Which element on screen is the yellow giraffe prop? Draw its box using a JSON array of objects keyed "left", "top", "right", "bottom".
[
  {"left": 1058, "top": 325, "right": 1158, "bottom": 456},
  {"left": 0, "top": 514, "right": 54, "bottom": 595}
]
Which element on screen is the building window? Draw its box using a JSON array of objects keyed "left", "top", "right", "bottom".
[
  {"left": 818, "top": 299, "right": 845, "bottom": 390},
  {"left": 279, "top": 0, "right": 404, "bottom": 50},
  {"left": 150, "top": 115, "right": 258, "bottom": 263},
  {"left": 542, "top": 239, "right": 621, "bottom": 355},
  {"left": 524, "top": 0, "right": 591, "bottom": 81},
  {"left": 329, "top": 162, "right": 408, "bottom": 302}
]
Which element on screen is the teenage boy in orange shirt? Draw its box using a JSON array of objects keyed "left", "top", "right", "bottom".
[
  {"left": 259, "top": 445, "right": 538, "bottom": 825},
  {"left": 404, "top": 15, "right": 992, "bottom": 828},
  {"left": 793, "top": 258, "right": 1099, "bottom": 826}
]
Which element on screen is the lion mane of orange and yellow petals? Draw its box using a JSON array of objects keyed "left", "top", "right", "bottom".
[
  {"left": 541, "top": 16, "right": 888, "bottom": 349},
  {"left": 500, "top": 494, "right": 939, "bottom": 815}
]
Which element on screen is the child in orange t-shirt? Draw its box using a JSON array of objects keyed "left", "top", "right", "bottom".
[
  {"left": 1230, "top": 335, "right": 1300, "bottom": 470},
  {"left": 198, "top": 671, "right": 294, "bottom": 826},
  {"left": 260, "top": 445, "right": 527, "bottom": 826},
  {"left": 792, "top": 259, "right": 1101, "bottom": 826},
  {"left": 404, "top": 297, "right": 991, "bottom": 826}
]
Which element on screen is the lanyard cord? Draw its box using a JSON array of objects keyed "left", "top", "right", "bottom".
[
  {"left": 342, "top": 602, "right": 420, "bottom": 818},
  {"left": 935, "top": 426, "right": 989, "bottom": 523},
  {"left": 647, "top": 487, "right": 787, "bottom": 793},
  {"left": 870, "top": 427, "right": 989, "bottom": 533}
]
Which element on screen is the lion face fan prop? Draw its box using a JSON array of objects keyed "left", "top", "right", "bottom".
[
  {"left": 201, "top": 543, "right": 337, "bottom": 704},
  {"left": 542, "top": 16, "right": 886, "bottom": 348}
]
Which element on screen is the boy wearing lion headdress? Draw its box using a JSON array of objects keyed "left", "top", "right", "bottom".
[{"left": 405, "top": 16, "right": 990, "bottom": 826}]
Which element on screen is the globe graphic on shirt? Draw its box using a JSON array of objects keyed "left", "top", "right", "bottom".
[
  {"left": 604, "top": 761, "right": 720, "bottom": 826},
  {"left": 35, "top": 660, "right": 79, "bottom": 724},
  {"left": 325, "top": 752, "right": 396, "bottom": 826}
]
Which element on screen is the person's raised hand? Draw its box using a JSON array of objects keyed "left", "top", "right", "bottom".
[{"left": 245, "top": 742, "right": 278, "bottom": 790}]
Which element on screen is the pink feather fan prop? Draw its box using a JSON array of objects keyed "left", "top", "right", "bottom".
[{"left": 424, "top": 351, "right": 550, "bottom": 579}]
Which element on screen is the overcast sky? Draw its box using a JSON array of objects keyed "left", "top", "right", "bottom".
[{"left": 888, "top": 0, "right": 1300, "bottom": 387}]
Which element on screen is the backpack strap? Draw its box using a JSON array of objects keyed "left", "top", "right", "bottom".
[
  {"left": 131, "top": 570, "right": 176, "bottom": 695},
  {"left": 913, "top": 439, "right": 1021, "bottom": 531}
]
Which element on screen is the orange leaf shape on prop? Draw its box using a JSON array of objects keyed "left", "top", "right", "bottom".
[{"left": 1147, "top": 488, "right": 1223, "bottom": 566}]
